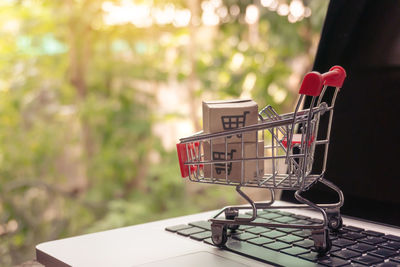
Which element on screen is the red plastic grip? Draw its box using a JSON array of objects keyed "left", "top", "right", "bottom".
[
  {"left": 176, "top": 142, "right": 202, "bottom": 178},
  {"left": 299, "top": 66, "right": 346, "bottom": 96},
  {"left": 177, "top": 143, "right": 189, "bottom": 178},
  {"left": 299, "top": 72, "right": 323, "bottom": 96},
  {"left": 322, "top": 65, "right": 346, "bottom": 88}
]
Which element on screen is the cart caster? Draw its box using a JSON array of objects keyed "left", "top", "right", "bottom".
[
  {"left": 225, "top": 209, "right": 239, "bottom": 231},
  {"left": 312, "top": 229, "right": 332, "bottom": 255},
  {"left": 211, "top": 223, "right": 228, "bottom": 247},
  {"left": 328, "top": 214, "right": 343, "bottom": 232}
]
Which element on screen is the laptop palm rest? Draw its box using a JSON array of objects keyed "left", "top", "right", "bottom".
[{"left": 136, "top": 251, "right": 249, "bottom": 267}]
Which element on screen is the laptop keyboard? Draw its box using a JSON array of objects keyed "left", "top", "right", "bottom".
[{"left": 165, "top": 209, "right": 400, "bottom": 266}]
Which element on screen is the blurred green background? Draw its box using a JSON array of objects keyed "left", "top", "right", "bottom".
[{"left": 0, "top": 0, "right": 327, "bottom": 265}]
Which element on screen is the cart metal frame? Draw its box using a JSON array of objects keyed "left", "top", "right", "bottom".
[{"left": 176, "top": 66, "right": 347, "bottom": 254}]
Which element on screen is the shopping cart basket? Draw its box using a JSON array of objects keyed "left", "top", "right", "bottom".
[{"left": 176, "top": 66, "right": 346, "bottom": 254}]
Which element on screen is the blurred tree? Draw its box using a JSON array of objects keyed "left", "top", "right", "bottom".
[{"left": 0, "top": 0, "right": 327, "bottom": 265}]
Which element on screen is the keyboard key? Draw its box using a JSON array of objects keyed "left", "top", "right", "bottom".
[
  {"left": 362, "top": 230, "right": 385, "bottom": 237},
  {"left": 335, "top": 229, "right": 349, "bottom": 235},
  {"left": 359, "top": 236, "right": 386, "bottom": 245},
  {"left": 292, "top": 214, "right": 311, "bottom": 220},
  {"left": 263, "top": 209, "right": 280, "bottom": 213},
  {"left": 247, "top": 236, "right": 274, "bottom": 245},
  {"left": 275, "top": 210, "right": 294, "bottom": 216},
  {"left": 377, "top": 262, "right": 400, "bottom": 267},
  {"left": 263, "top": 241, "right": 291, "bottom": 250},
  {"left": 273, "top": 216, "right": 297, "bottom": 223},
  {"left": 311, "top": 245, "right": 340, "bottom": 253},
  {"left": 308, "top": 218, "right": 324, "bottom": 224},
  {"left": 352, "top": 255, "right": 383, "bottom": 265},
  {"left": 277, "top": 234, "right": 304, "bottom": 244},
  {"left": 331, "top": 249, "right": 361, "bottom": 260},
  {"left": 275, "top": 227, "right": 298, "bottom": 233},
  {"left": 317, "top": 256, "right": 349, "bottom": 266},
  {"left": 232, "top": 232, "right": 258, "bottom": 241},
  {"left": 293, "top": 229, "right": 312, "bottom": 238},
  {"left": 347, "top": 242, "right": 375, "bottom": 253},
  {"left": 261, "top": 230, "right": 287, "bottom": 239},
  {"left": 281, "top": 246, "right": 309, "bottom": 256},
  {"left": 238, "top": 225, "right": 254, "bottom": 230},
  {"left": 384, "top": 235, "right": 400, "bottom": 242},
  {"left": 341, "top": 232, "right": 365, "bottom": 240},
  {"left": 259, "top": 213, "right": 282, "bottom": 220},
  {"left": 246, "top": 227, "right": 271, "bottom": 234},
  {"left": 238, "top": 214, "right": 252, "bottom": 220},
  {"left": 379, "top": 241, "right": 400, "bottom": 250},
  {"left": 390, "top": 255, "right": 400, "bottom": 263},
  {"left": 177, "top": 227, "right": 205, "bottom": 236},
  {"left": 332, "top": 238, "right": 356, "bottom": 247},
  {"left": 253, "top": 217, "right": 270, "bottom": 224},
  {"left": 188, "top": 220, "right": 211, "bottom": 230},
  {"left": 294, "top": 239, "right": 315, "bottom": 249},
  {"left": 330, "top": 246, "right": 342, "bottom": 253},
  {"left": 255, "top": 210, "right": 270, "bottom": 216},
  {"left": 165, "top": 224, "right": 191, "bottom": 232},
  {"left": 299, "top": 251, "right": 321, "bottom": 262},
  {"left": 329, "top": 234, "right": 339, "bottom": 241},
  {"left": 290, "top": 219, "right": 314, "bottom": 225},
  {"left": 342, "top": 226, "right": 364, "bottom": 233},
  {"left": 368, "top": 248, "right": 398, "bottom": 259},
  {"left": 190, "top": 231, "right": 211, "bottom": 241}
]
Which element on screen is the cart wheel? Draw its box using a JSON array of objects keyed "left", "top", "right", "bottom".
[
  {"left": 328, "top": 215, "right": 343, "bottom": 231},
  {"left": 211, "top": 223, "right": 228, "bottom": 247},
  {"left": 225, "top": 209, "right": 239, "bottom": 231},
  {"left": 312, "top": 229, "right": 332, "bottom": 255}
]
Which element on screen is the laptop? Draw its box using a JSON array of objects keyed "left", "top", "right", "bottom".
[{"left": 36, "top": 1, "right": 400, "bottom": 266}]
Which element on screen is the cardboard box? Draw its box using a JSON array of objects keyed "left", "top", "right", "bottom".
[
  {"left": 202, "top": 99, "right": 258, "bottom": 144},
  {"left": 203, "top": 141, "right": 264, "bottom": 183}
]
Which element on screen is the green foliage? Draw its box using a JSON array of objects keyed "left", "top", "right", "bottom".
[{"left": 0, "top": 0, "right": 327, "bottom": 265}]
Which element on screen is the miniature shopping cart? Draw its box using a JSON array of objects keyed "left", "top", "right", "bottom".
[{"left": 176, "top": 66, "right": 346, "bottom": 254}]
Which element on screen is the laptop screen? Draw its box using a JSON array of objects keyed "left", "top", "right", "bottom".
[{"left": 281, "top": 0, "right": 400, "bottom": 227}]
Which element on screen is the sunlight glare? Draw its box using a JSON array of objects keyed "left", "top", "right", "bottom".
[
  {"left": 289, "top": 0, "right": 305, "bottom": 18},
  {"left": 261, "top": 0, "right": 274, "bottom": 8},
  {"left": 241, "top": 72, "right": 257, "bottom": 98},
  {"left": 277, "top": 4, "right": 289, "bottom": 16},
  {"left": 202, "top": 10, "right": 220, "bottom": 26},
  {"left": 173, "top": 9, "right": 191, "bottom": 27},
  {"left": 245, "top": 5, "right": 259, "bottom": 25},
  {"left": 229, "top": 5, "right": 240, "bottom": 17},
  {"left": 153, "top": 4, "right": 175, "bottom": 25},
  {"left": 230, "top": 52, "right": 244, "bottom": 72}
]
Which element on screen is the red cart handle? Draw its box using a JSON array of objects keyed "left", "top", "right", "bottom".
[
  {"left": 323, "top": 66, "right": 346, "bottom": 87},
  {"left": 177, "top": 143, "right": 189, "bottom": 177},
  {"left": 299, "top": 66, "right": 346, "bottom": 96},
  {"left": 176, "top": 142, "right": 201, "bottom": 178}
]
